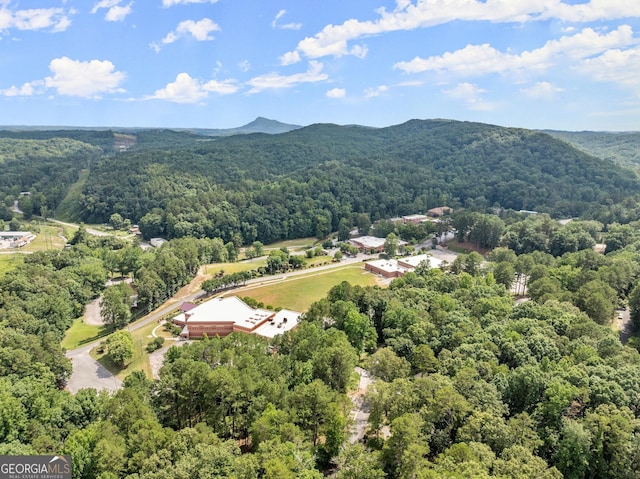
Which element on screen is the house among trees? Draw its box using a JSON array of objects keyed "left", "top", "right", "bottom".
[
  {"left": 172, "top": 296, "right": 301, "bottom": 340},
  {"left": 427, "top": 206, "right": 453, "bottom": 217},
  {"left": 401, "top": 214, "right": 430, "bottom": 224},
  {"left": 350, "top": 235, "right": 408, "bottom": 253},
  {"left": 365, "top": 253, "right": 444, "bottom": 278},
  {"left": 349, "top": 235, "right": 387, "bottom": 253}
]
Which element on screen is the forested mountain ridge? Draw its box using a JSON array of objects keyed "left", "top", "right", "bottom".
[
  {"left": 0, "top": 129, "right": 117, "bottom": 153},
  {"left": 544, "top": 130, "right": 640, "bottom": 172},
  {"left": 75, "top": 119, "right": 640, "bottom": 244}
]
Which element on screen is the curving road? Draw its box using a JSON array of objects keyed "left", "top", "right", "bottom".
[{"left": 64, "top": 251, "right": 399, "bottom": 394}]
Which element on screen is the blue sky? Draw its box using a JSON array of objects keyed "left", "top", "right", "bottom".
[{"left": 1, "top": 0, "right": 640, "bottom": 131}]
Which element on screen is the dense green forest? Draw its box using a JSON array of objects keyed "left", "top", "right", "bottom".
[
  {"left": 546, "top": 130, "right": 640, "bottom": 172},
  {"left": 3, "top": 216, "right": 640, "bottom": 477},
  {"left": 76, "top": 120, "right": 640, "bottom": 244},
  {"left": 2, "top": 120, "right": 639, "bottom": 246},
  {"left": 3, "top": 120, "right": 640, "bottom": 477}
]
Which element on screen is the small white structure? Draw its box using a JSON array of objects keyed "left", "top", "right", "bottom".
[
  {"left": 365, "top": 253, "right": 443, "bottom": 279},
  {"left": 0, "top": 231, "right": 35, "bottom": 249},
  {"left": 149, "top": 237, "right": 167, "bottom": 248},
  {"left": 397, "top": 254, "right": 443, "bottom": 270}
]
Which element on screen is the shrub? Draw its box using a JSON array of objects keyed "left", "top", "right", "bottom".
[{"left": 146, "top": 336, "right": 165, "bottom": 353}]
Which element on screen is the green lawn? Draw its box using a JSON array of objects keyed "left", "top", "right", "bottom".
[
  {"left": 205, "top": 259, "right": 267, "bottom": 276},
  {"left": 20, "top": 222, "right": 67, "bottom": 252},
  {"left": 91, "top": 336, "right": 151, "bottom": 379},
  {"left": 239, "top": 264, "right": 379, "bottom": 312},
  {"left": 61, "top": 316, "right": 111, "bottom": 350},
  {"left": 264, "top": 237, "right": 320, "bottom": 252}
]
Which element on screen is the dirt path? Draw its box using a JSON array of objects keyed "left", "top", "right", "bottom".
[{"left": 172, "top": 266, "right": 210, "bottom": 299}]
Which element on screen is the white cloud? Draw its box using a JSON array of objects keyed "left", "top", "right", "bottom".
[
  {"left": 393, "top": 25, "right": 637, "bottom": 77},
  {"left": 364, "top": 85, "right": 389, "bottom": 98},
  {"left": 92, "top": 0, "right": 120, "bottom": 13},
  {"left": 0, "top": 81, "right": 43, "bottom": 97},
  {"left": 238, "top": 60, "right": 251, "bottom": 72},
  {"left": 280, "top": 50, "right": 301, "bottom": 66},
  {"left": 162, "top": 0, "right": 218, "bottom": 6},
  {"left": 326, "top": 88, "right": 346, "bottom": 98},
  {"left": 444, "top": 82, "right": 495, "bottom": 111},
  {"left": 162, "top": 18, "right": 220, "bottom": 44},
  {"left": 0, "top": 6, "right": 72, "bottom": 33},
  {"left": 92, "top": 1, "right": 132, "bottom": 22},
  {"left": 150, "top": 73, "right": 239, "bottom": 103},
  {"left": 203, "top": 79, "right": 240, "bottom": 95},
  {"left": 520, "top": 81, "right": 565, "bottom": 98},
  {"left": 287, "top": 0, "right": 640, "bottom": 61},
  {"left": 576, "top": 47, "right": 640, "bottom": 90},
  {"left": 106, "top": 4, "right": 132, "bottom": 22},
  {"left": 395, "top": 80, "right": 423, "bottom": 87},
  {"left": 272, "top": 9, "right": 302, "bottom": 30},
  {"left": 272, "top": 9, "right": 286, "bottom": 27},
  {"left": 246, "top": 61, "right": 328, "bottom": 93},
  {"left": 44, "top": 57, "right": 126, "bottom": 98},
  {"left": 546, "top": 0, "right": 640, "bottom": 22}
]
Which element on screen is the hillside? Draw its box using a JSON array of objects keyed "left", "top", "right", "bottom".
[
  {"left": 74, "top": 119, "right": 640, "bottom": 244},
  {"left": 544, "top": 130, "right": 640, "bottom": 172}
]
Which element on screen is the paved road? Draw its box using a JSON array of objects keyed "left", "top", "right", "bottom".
[
  {"left": 616, "top": 308, "right": 633, "bottom": 345},
  {"left": 65, "top": 287, "right": 206, "bottom": 393},
  {"left": 64, "top": 254, "right": 373, "bottom": 393},
  {"left": 64, "top": 250, "right": 410, "bottom": 394},
  {"left": 47, "top": 218, "right": 111, "bottom": 237},
  {"left": 66, "top": 342, "right": 123, "bottom": 393},
  {"left": 13, "top": 200, "right": 111, "bottom": 238},
  {"left": 349, "top": 367, "right": 374, "bottom": 444}
]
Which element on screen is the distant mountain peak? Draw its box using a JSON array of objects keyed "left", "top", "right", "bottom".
[{"left": 241, "top": 117, "right": 302, "bottom": 133}]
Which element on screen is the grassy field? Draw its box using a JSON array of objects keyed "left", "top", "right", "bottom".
[
  {"left": 0, "top": 254, "right": 23, "bottom": 276},
  {"left": 264, "top": 237, "right": 321, "bottom": 251},
  {"left": 205, "top": 259, "right": 267, "bottom": 276},
  {"left": 0, "top": 221, "right": 70, "bottom": 275},
  {"left": 18, "top": 222, "right": 69, "bottom": 252},
  {"left": 61, "top": 317, "right": 111, "bottom": 350},
  {"left": 237, "top": 264, "right": 379, "bottom": 312}
]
